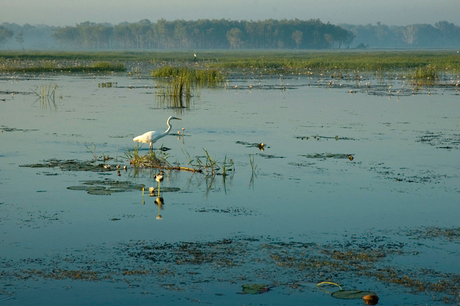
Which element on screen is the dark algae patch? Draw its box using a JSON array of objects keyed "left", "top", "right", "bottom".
[
  {"left": 417, "top": 131, "right": 460, "bottom": 150},
  {"left": 19, "top": 159, "right": 123, "bottom": 172},
  {"left": 0, "top": 125, "right": 38, "bottom": 132},
  {"left": 1, "top": 229, "right": 460, "bottom": 304},
  {"left": 67, "top": 179, "right": 145, "bottom": 195}
]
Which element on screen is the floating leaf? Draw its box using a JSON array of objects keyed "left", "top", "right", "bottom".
[
  {"left": 331, "top": 290, "right": 376, "bottom": 300},
  {"left": 87, "top": 188, "right": 112, "bottom": 195},
  {"left": 242, "top": 284, "right": 270, "bottom": 295}
]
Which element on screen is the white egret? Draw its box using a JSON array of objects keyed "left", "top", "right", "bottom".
[{"left": 133, "top": 116, "right": 181, "bottom": 150}]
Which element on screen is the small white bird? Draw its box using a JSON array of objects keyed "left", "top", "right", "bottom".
[{"left": 133, "top": 116, "right": 181, "bottom": 150}]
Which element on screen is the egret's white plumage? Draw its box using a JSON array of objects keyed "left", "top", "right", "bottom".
[{"left": 133, "top": 116, "right": 181, "bottom": 149}]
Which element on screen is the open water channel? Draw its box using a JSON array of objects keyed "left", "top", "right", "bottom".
[{"left": 1, "top": 68, "right": 460, "bottom": 305}]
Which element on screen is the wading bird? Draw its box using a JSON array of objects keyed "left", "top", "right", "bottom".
[
  {"left": 133, "top": 116, "right": 181, "bottom": 150},
  {"left": 154, "top": 171, "right": 164, "bottom": 197}
]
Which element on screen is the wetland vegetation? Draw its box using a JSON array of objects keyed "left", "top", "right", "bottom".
[
  {"left": 1, "top": 50, "right": 460, "bottom": 305},
  {"left": 1, "top": 50, "right": 460, "bottom": 71}
]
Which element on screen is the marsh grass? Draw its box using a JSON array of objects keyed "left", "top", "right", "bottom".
[
  {"left": 126, "top": 146, "right": 234, "bottom": 175},
  {"left": 85, "top": 143, "right": 110, "bottom": 162},
  {"left": 2, "top": 50, "right": 460, "bottom": 70},
  {"left": 153, "top": 66, "right": 225, "bottom": 106},
  {"left": 181, "top": 149, "right": 233, "bottom": 176},
  {"left": 0, "top": 59, "right": 125, "bottom": 73},
  {"left": 126, "top": 146, "right": 171, "bottom": 168},
  {"left": 2, "top": 51, "right": 460, "bottom": 80},
  {"left": 407, "top": 66, "right": 440, "bottom": 85}
]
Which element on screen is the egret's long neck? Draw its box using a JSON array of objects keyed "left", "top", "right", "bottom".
[{"left": 164, "top": 118, "right": 172, "bottom": 135}]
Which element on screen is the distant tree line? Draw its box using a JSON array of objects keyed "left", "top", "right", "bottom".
[
  {"left": 0, "top": 19, "right": 353, "bottom": 50},
  {"left": 50, "top": 19, "right": 354, "bottom": 50},
  {"left": 340, "top": 21, "right": 460, "bottom": 48},
  {"left": 1, "top": 20, "right": 460, "bottom": 50}
]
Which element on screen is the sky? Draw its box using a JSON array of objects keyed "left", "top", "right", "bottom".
[{"left": 2, "top": 0, "right": 460, "bottom": 27}]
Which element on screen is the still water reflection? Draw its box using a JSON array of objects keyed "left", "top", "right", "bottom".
[{"left": 0, "top": 72, "right": 459, "bottom": 305}]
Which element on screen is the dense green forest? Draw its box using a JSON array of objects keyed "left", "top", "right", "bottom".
[{"left": 1, "top": 19, "right": 460, "bottom": 50}]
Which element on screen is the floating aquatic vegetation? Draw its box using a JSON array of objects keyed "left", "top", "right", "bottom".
[
  {"left": 19, "top": 159, "right": 120, "bottom": 172},
  {"left": 0, "top": 125, "right": 38, "bottom": 132},
  {"left": 417, "top": 131, "right": 460, "bottom": 150},
  {"left": 241, "top": 284, "right": 270, "bottom": 295},
  {"left": 403, "top": 226, "right": 460, "bottom": 242},
  {"left": 67, "top": 179, "right": 144, "bottom": 196},
  {"left": 98, "top": 82, "right": 117, "bottom": 88},
  {"left": 300, "top": 153, "right": 353, "bottom": 160},
  {"left": 288, "top": 161, "right": 316, "bottom": 167},
  {"left": 295, "top": 135, "right": 355, "bottom": 141},
  {"left": 236, "top": 141, "right": 268, "bottom": 150},
  {"left": 2, "top": 230, "right": 460, "bottom": 304},
  {"left": 193, "top": 206, "right": 255, "bottom": 216},
  {"left": 258, "top": 153, "right": 285, "bottom": 159},
  {"left": 369, "top": 163, "right": 447, "bottom": 184},
  {"left": 331, "top": 289, "right": 377, "bottom": 300}
]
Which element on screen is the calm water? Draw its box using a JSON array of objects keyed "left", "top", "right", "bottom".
[{"left": 1, "top": 71, "right": 459, "bottom": 305}]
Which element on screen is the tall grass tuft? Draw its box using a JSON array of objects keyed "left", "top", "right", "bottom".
[
  {"left": 408, "top": 66, "right": 439, "bottom": 85},
  {"left": 153, "top": 66, "right": 226, "bottom": 102}
]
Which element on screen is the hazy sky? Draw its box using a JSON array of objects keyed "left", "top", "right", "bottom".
[{"left": 3, "top": 0, "right": 460, "bottom": 27}]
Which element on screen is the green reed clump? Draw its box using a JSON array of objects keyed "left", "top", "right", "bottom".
[
  {"left": 407, "top": 66, "right": 440, "bottom": 86},
  {"left": 184, "top": 148, "right": 234, "bottom": 176},
  {"left": 152, "top": 65, "right": 181, "bottom": 77},
  {"left": 153, "top": 66, "right": 225, "bottom": 100},
  {"left": 410, "top": 66, "right": 438, "bottom": 79},
  {"left": 152, "top": 66, "right": 225, "bottom": 85}
]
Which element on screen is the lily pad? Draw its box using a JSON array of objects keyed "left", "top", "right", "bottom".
[
  {"left": 19, "top": 159, "right": 121, "bottom": 172},
  {"left": 242, "top": 284, "right": 270, "bottom": 295},
  {"left": 67, "top": 185, "right": 94, "bottom": 191},
  {"left": 87, "top": 188, "right": 112, "bottom": 195},
  {"left": 331, "top": 290, "right": 377, "bottom": 300},
  {"left": 68, "top": 179, "right": 145, "bottom": 195}
]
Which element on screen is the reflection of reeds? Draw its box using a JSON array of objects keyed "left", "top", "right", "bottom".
[
  {"left": 249, "top": 154, "right": 258, "bottom": 189},
  {"left": 32, "top": 83, "right": 58, "bottom": 110},
  {"left": 249, "top": 154, "right": 258, "bottom": 175}
]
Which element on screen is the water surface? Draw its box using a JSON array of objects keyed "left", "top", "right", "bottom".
[{"left": 1, "top": 72, "right": 459, "bottom": 305}]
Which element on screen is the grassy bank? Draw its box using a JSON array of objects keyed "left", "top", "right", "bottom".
[{"left": 1, "top": 50, "right": 460, "bottom": 72}]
